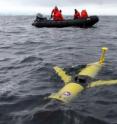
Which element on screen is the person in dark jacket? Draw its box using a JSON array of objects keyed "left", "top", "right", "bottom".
[{"left": 74, "top": 9, "right": 80, "bottom": 19}]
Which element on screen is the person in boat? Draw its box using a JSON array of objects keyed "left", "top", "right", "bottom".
[
  {"left": 74, "top": 9, "right": 81, "bottom": 19},
  {"left": 51, "top": 6, "right": 59, "bottom": 20},
  {"left": 51, "top": 6, "right": 64, "bottom": 21},
  {"left": 81, "top": 9, "right": 88, "bottom": 19}
]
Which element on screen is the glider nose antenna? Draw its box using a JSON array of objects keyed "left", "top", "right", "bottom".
[{"left": 99, "top": 47, "right": 108, "bottom": 64}]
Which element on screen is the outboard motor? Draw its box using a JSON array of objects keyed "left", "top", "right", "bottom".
[{"left": 35, "top": 13, "right": 47, "bottom": 22}]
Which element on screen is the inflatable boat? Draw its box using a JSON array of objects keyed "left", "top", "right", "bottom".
[{"left": 32, "top": 16, "right": 99, "bottom": 28}]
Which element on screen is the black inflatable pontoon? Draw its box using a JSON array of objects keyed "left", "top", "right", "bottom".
[{"left": 32, "top": 16, "right": 99, "bottom": 28}]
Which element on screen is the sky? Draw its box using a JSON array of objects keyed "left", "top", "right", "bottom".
[{"left": 0, "top": 0, "right": 117, "bottom": 15}]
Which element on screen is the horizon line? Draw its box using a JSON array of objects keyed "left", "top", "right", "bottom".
[{"left": 0, "top": 13, "right": 117, "bottom": 16}]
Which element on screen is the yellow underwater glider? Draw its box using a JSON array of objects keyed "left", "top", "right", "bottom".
[{"left": 49, "top": 47, "right": 117, "bottom": 103}]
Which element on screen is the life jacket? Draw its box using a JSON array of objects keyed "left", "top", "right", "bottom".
[
  {"left": 74, "top": 11, "right": 80, "bottom": 19},
  {"left": 52, "top": 11, "right": 63, "bottom": 21},
  {"left": 51, "top": 8, "right": 59, "bottom": 20},
  {"left": 55, "top": 11, "right": 64, "bottom": 21},
  {"left": 81, "top": 10, "right": 88, "bottom": 19},
  {"left": 51, "top": 8, "right": 59, "bottom": 16}
]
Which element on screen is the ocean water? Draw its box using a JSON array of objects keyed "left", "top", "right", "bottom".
[{"left": 0, "top": 16, "right": 117, "bottom": 124}]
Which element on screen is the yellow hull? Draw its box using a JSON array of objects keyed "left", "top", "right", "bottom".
[
  {"left": 49, "top": 83, "right": 84, "bottom": 103},
  {"left": 78, "top": 62, "right": 103, "bottom": 78}
]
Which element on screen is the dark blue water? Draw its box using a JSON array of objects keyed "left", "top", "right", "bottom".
[{"left": 0, "top": 16, "right": 117, "bottom": 124}]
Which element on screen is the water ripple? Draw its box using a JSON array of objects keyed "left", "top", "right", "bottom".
[{"left": 0, "top": 16, "right": 117, "bottom": 124}]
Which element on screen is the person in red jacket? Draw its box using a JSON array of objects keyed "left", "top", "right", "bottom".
[
  {"left": 51, "top": 6, "right": 59, "bottom": 20},
  {"left": 81, "top": 9, "right": 88, "bottom": 19},
  {"left": 74, "top": 9, "right": 80, "bottom": 19},
  {"left": 51, "top": 7, "right": 64, "bottom": 21}
]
